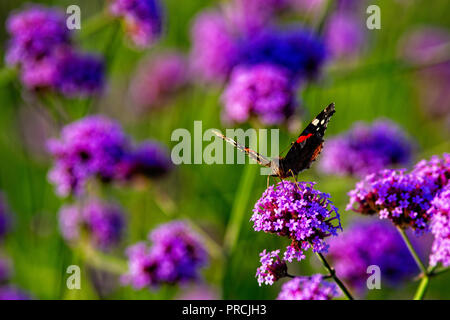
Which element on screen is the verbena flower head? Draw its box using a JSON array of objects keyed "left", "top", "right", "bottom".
[
  {"left": 256, "top": 249, "right": 288, "bottom": 286},
  {"left": 429, "top": 184, "right": 450, "bottom": 267},
  {"left": 277, "top": 275, "right": 339, "bottom": 300},
  {"left": 116, "top": 141, "right": 173, "bottom": 182},
  {"left": 325, "top": 12, "right": 365, "bottom": 59},
  {"left": 5, "top": 5, "right": 70, "bottom": 66},
  {"left": 110, "top": 0, "right": 163, "bottom": 48},
  {"left": 221, "top": 64, "right": 297, "bottom": 125},
  {"left": 319, "top": 120, "right": 414, "bottom": 177},
  {"left": 251, "top": 181, "right": 341, "bottom": 262},
  {"left": 328, "top": 220, "right": 418, "bottom": 290},
  {"left": 412, "top": 154, "right": 450, "bottom": 190},
  {"left": 122, "top": 221, "right": 208, "bottom": 289},
  {"left": 189, "top": 10, "right": 240, "bottom": 83},
  {"left": 59, "top": 199, "right": 125, "bottom": 250},
  {"left": 347, "top": 169, "right": 437, "bottom": 234},
  {"left": 0, "top": 286, "right": 31, "bottom": 300},
  {"left": 47, "top": 115, "right": 129, "bottom": 196},
  {"left": 53, "top": 50, "right": 105, "bottom": 97},
  {"left": 130, "top": 52, "right": 188, "bottom": 110},
  {"left": 239, "top": 26, "right": 328, "bottom": 80}
]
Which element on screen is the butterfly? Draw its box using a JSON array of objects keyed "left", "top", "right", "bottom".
[{"left": 213, "top": 103, "right": 335, "bottom": 179}]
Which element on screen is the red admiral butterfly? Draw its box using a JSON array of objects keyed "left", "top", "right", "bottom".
[{"left": 213, "top": 103, "right": 335, "bottom": 180}]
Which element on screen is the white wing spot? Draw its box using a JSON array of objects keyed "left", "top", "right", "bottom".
[
  {"left": 320, "top": 119, "right": 325, "bottom": 125},
  {"left": 312, "top": 119, "right": 319, "bottom": 126}
]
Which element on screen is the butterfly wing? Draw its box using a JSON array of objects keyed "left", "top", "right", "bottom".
[
  {"left": 212, "top": 130, "right": 271, "bottom": 167},
  {"left": 280, "top": 103, "right": 335, "bottom": 176}
]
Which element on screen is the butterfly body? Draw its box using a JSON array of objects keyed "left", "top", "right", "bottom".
[{"left": 213, "top": 103, "right": 336, "bottom": 179}]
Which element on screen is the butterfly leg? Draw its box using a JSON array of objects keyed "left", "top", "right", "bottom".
[
  {"left": 289, "top": 169, "right": 301, "bottom": 192},
  {"left": 267, "top": 175, "right": 270, "bottom": 188}
]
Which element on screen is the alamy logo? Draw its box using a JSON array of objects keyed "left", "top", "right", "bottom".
[
  {"left": 66, "top": 5, "right": 81, "bottom": 30},
  {"left": 66, "top": 265, "right": 81, "bottom": 290},
  {"left": 366, "top": 265, "right": 381, "bottom": 289}
]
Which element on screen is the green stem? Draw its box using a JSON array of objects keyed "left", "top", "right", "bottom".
[
  {"left": 77, "top": 241, "right": 128, "bottom": 275},
  {"left": 315, "top": 252, "right": 354, "bottom": 300},
  {"left": 414, "top": 276, "right": 429, "bottom": 300},
  {"left": 397, "top": 228, "right": 428, "bottom": 275}
]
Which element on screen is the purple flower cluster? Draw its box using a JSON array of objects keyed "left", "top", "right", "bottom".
[
  {"left": 5, "top": 5, "right": 104, "bottom": 95},
  {"left": 47, "top": 116, "right": 129, "bottom": 196},
  {"left": 325, "top": 12, "right": 365, "bottom": 59},
  {"left": 256, "top": 249, "right": 288, "bottom": 286},
  {"left": 130, "top": 52, "right": 188, "bottom": 110},
  {"left": 239, "top": 27, "right": 328, "bottom": 80},
  {"left": 277, "top": 275, "right": 339, "bottom": 300},
  {"left": 59, "top": 199, "right": 125, "bottom": 250},
  {"left": 47, "top": 115, "right": 172, "bottom": 196},
  {"left": 347, "top": 169, "right": 437, "bottom": 234},
  {"left": 110, "top": 0, "right": 163, "bottom": 48},
  {"left": 252, "top": 181, "right": 341, "bottom": 263},
  {"left": 221, "top": 64, "right": 297, "bottom": 125},
  {"left": 412, "top": 154, "right": 450, "bottom": 190},
  {"left": 319, "top": 120, "right": 414, "bottom": 177},
  {"left": 429, "top": 185, "right": 450, "bottom": 267},
  {"left": 328, "top": 220, "right": 418, "bottom": 290},
  {"left": 116, "top": 141, "right": 173, "bottom": 182},
  {"left": 122, "top": 221, "right": 208, "bottom": 289},
  {"left": 189, "top": 10, "right": 240, "bottom": 83}
]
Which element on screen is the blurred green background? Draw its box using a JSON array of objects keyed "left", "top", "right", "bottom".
[{"left": 0, "top": 0, "right": 449, "bottom": 299}]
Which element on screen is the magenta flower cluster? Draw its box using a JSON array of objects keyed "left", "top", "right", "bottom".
[
  {"left": 328, "top": 220, "right": 418, "bottom": 290},
  {"left": 412, "top": 154, "right": 450, "bottom": 190},
  {"left": 122, "top": 221, "right": 208, "bottom": 289},
  {"left": 347, "top": 169, "right": 436, "bottom": 234},
  {"left": 319, "top": 120, "right": 414, "bottom": 177},
  {"left": 252, "top": 181, "right": 341, "bottom": 263},
  {"left": 221, "top": 64, "right": 297, "bottom": 125},
  {"left": 256, "top": 249, "right": 288, "bottom": 286},
  {"left": 47, "top": 115, "right": 172, "bottom": 196},
  {"left": 130, "top": 52, "right": 188, "bottom": 111},
  {"left": 59, "top": 199, "right": 125, "bottom": 250},
  {"left": 5, "top": 5, "right": 104, "bottom": 95},
  {"left": 429, "top": 185, "right": 450, "bottom": 267},
  {"left": 110, "top": 0, "right": 163, "bottom": 48},
  {"left": 277, "top": 274, "right": 340, "bottom": 300}
]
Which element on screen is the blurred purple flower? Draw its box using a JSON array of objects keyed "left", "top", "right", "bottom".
[
  {"left": 251, "top": 181, "right": 341, "bottom": 263},
  {"left": 189, "top": 10, "right": 240, "bottom": 84},
  {"left": 59, "top": 199, "right": 125, "bottom": 250},
  {"left": 287, "top": 0, "right": 326, "bottom": 14},
  {"left": 53, "top": 50, "right": 105, "bottom": 97},
  {"left": 116, "top": 141, "right": 173, "bottom": 182},
  {"left": 319, "top": 120, "right": 414, "bottom": 177},
  {"left": 176, "top": 285, "right": 220, "bottom": 300},
  {"left": 0, "top": 286, "right": 31, "bottom": 300},
  {"left": 5, "top": 5, "right": 70, "bottom": 67},
  {"left": 256, "top": 249, "right": 288, "bottom": 286},
  {"left": 122, "top": 221, "right": 208, "bottom": 289},
  {"left": 328, "top": 220, "right": 418, "bottom": 290},
  {"left": 429, "top": 184, "right": 450, "bottom": 267},
  {"left": 130, "top": 52, "right": 188, "bottom": 110},
  {"left": 412, "top": 154, "right": 450, "bottom": 190},
  {"left": 222, "top": 0, "right": 287, "bottom": 35},
  {"left": 221, "top": 64, "right": 297, "bottom": 125},
  {"left": 110, "top": 0, "right": 163, "bottom": 48},
  {"left": 277, "top": 274, "right": 339, "bottom": 300},
  {"left": 325, "top": 12, "right": 365, "bottom": 59},
  {"left": 347, "top": 169, "right": 437, "bottom": 234},
  {"left": 399, "top": 27, "right": 450, "bottom": 119},
  {"left": 47, "top": 115, "right": 129, "bottom": 196},
  {"left": 239, "top": 26, "right": 328, "bottom": 80}
]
